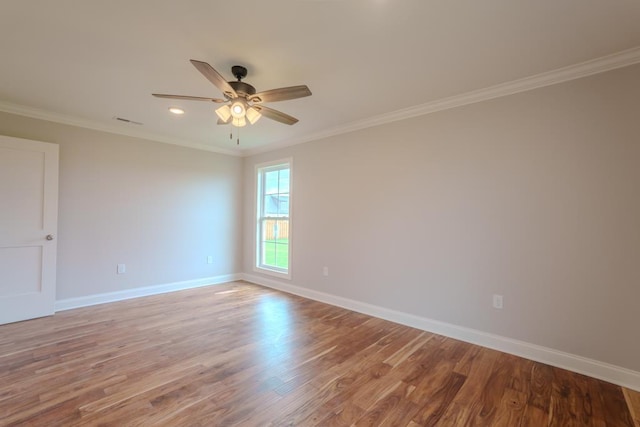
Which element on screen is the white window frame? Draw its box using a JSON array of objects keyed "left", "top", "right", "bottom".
[{"left": 254, "top": 158, "right": 292, "bottom": 279}]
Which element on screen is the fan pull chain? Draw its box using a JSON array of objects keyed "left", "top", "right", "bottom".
[{"left": 227, "top": 125, "right": 240, "bottom": 145}]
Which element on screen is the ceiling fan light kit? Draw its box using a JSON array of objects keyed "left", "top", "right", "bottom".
[
  {"left": 153, "top": 59, "right": 312, "bottom": 143},
  {"left": 232, "top": 117, "right": 246, "bottom": 128},
  {"left": 215, "top": 104, "right": 232, "bottom": 122},
  {"left": 245, "top": 106, "right": 261, "bottom": 124},
  {"left": 230, "top": 99, "right": 247, "bottom": 119}
]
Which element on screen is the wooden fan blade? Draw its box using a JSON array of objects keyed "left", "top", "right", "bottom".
[
  {"left": 248, "top": 85, "right": 311, "bottom": 103},
  {"left": 253, "top": 105, "right": 299, "bottom": 125},
  {"left": 152, "top": 94, "right": 225, "bottom": 103},
  {"left": 190, "top": 60, "right": 237, "bottom": 99},
  {"left": 217, "top": 117, "right": 231, "bottom": 125}
]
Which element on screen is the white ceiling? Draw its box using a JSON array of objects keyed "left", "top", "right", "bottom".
[{"left": 1, "top": 1, "right": 640, "bottom": 155}]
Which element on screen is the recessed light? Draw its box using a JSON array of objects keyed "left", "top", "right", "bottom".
[{"left": 168, "top": 107, "right": 184, "bottom": 115}]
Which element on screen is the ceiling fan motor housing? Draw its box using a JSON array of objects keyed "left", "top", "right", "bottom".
[
  {"left": 229, "top": 65, "right": 257, "bottom": 98},
  {"left": 229, "top": 80, "right": 256, "bottom": 97}
]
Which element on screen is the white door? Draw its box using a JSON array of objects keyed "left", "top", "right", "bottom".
[{"left": 0, "top": 135, "right": 59, "bottom": 324}]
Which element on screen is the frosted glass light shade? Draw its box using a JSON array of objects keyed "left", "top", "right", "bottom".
[
  {"left": 232, "top": 116, "right": 247, "bottom": 127},
  {"left": 246, "top": 107, "right": 262, "bottom": 124},
  {"left": 215, "top": 105, "right": 231, "bottom": 122}
]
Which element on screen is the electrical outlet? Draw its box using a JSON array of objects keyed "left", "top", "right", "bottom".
[
  {"left": 323, "top": 266, "right": 329, "bottom": 277},
  {"left": 492, "top": 294, "right": 503, "bottom": 309},
  {"left": 117, "top": 264, "right": 126, "bottom": 274},
  {"left": 207, "top": 256, "right": 213, "bottom": 264}
]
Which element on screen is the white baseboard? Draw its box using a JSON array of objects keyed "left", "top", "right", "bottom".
[
  {"left": 55, "top": 273, "right": 242, "bottom": 312},
  {"left": 242, "top": 273, "right": 640, "bottom": 392}
]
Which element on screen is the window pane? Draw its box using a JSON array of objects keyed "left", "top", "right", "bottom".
[
  {"left": 262, "top": 219, "right": 277, "bottom": 242},
  {"left": 275, "top": 219, "right": 288, "bottom": 269},
  {"left": 277, "top": 194, "right": 289, "bottom": 215},
  {"left": 260, "top": 219, "right": 289, "bottom": 270},
  {"left": 262, "top": 241, "right": 276, "bottom": 266},
  {"left": 279, "top": 168, "right": 290, "bottom": 193},
  {"left": 265, "top": 170, "right": 279, "bottom": 195},
  {"left": 263, "top": 194, "right": 289, "bottom": 217},
  {"left": 274, "top": 242, "right": 289, "bottom": 269},
  {"left": 264, "top": 195, "right": 279, "bottom": 216},
  {"left": 276, "top": 219, "right": 289, "bottom": 243}
]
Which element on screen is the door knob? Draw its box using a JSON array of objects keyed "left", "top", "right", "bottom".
[{"left": 46, "top": 234, "right": 55, "bottom": 241}]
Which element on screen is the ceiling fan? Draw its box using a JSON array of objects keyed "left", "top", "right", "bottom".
[{"left": 153, "top": 60, "right": 311, "bottom": 128}]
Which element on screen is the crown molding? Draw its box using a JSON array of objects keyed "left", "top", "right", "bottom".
[
  {"left": 2, "top": 46, "right": 639, "bottom": 158},
  {"left": 0, "top": 101, "right": 242, "bottom": 157},
  {"left": 243, "top": 46, "right": 640, "bottom": 156}
]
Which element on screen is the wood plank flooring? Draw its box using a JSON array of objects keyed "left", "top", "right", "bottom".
[
  {"left": 624, "top": 388, "right": 640, "bottom": 427},
  {"left": 0, "top": 281, "right": 637, "bottom": 426}
]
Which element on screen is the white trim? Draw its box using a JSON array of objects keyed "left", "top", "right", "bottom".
[
  {"left": 252, "top": 265, "right": 291, "bottom": 281},
  {"left": 242, "top": 273, "right": 640, "bottom": 392},
  {"left": 2, "top": 48, "right": 639, "bottom": 158},
  {"left": 0, "top": 101, "right": 241, "bottom": 157},
  {"left": 55, "top": 273, "right": 242, "bottom": 311},
  {"left": 243, "top": 46, "right": 640, "bottom": 156}
]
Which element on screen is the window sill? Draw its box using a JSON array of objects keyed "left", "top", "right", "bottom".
[{"left": 253, "top": 266, "right": 291, "bottom": 280}]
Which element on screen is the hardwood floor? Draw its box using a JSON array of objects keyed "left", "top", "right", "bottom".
[
  {"left": 0, "top": 281, "right": 637, "bottom": 426},
  {"left": 624, "top": 388, "right": 640, "bottom": 427}
]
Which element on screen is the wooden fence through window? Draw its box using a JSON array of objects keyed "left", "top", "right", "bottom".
[{"left": 264, "top": 219, "right": 290, "bottom": 240}]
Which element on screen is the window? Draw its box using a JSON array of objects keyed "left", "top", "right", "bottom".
[{"left": 256, "top": 160, "right": 291, "bottom": 277}]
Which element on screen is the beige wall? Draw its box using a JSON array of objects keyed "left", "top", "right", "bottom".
[
  {"left": 243, "top": 64, "right": 640, "bottom": 372},
  {"left": 0, "top": 112, "right": 243, "bottom": 300}
]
